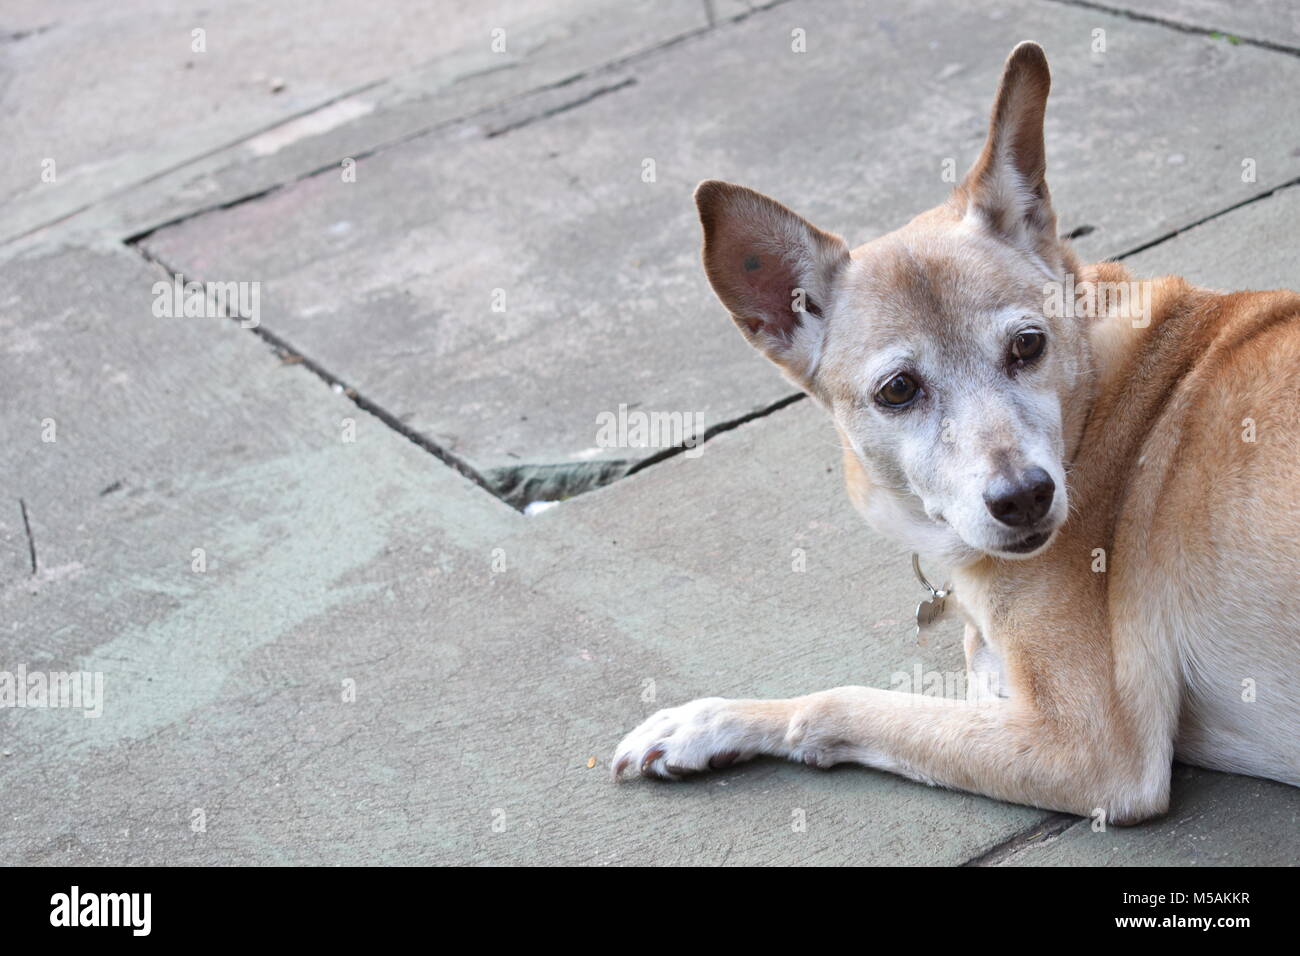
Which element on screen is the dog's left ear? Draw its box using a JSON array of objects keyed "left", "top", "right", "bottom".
[{"left": 959, "top": 42, "right": 1062, "bottom": 267}]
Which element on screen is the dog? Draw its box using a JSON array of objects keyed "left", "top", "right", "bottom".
[{"left": 612, "top": 41, "right": 1300, "bottom": 823}]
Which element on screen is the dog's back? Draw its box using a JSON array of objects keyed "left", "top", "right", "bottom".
[{"left": 1103, "top": 279, "right": 1300, "bottom": 785}]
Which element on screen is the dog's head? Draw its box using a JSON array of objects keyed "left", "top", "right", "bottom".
[{"left": 696, "top": 42, "right": 1092, "bottom": 566}]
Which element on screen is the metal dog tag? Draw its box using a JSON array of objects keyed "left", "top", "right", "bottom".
[
  {"left": 911, "top": 553, "right": 951, "bottom": 640},
  {"left": 916, "top": 592, "right": 948, "bottom": 630}
]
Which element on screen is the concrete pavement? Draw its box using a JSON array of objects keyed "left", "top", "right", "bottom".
[{"left": 2, "top": 0, "right": 1297, "bottom": 865}]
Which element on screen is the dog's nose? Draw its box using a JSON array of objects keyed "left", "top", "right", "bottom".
[{"left": 984, "top": 467, "right": 1055, "bottom": 527}]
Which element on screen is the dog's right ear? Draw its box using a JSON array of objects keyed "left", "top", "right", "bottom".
[
  {"left": 957, "top": 42, "right": 1061, "bottom": 267},
  {"left": 695, "top": 180, "right": 849, "bottom": 386}
]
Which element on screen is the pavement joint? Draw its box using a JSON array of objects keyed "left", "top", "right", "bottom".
[
  {"left": 473, "top": 391, "right": 809, "bottom": 507},
  {"left": 124, "top": 181, "right": 289, "bottom": 247},
  {"left": 129, "top": 245, "right": 508, "bottom": 506},
  {"left": 95, "top": 0, "right": 798, "bottom": 256},
  {"left": 18, "top": 498, "right": 38, "bottom": 575},
  {"left": 0, "top": 22, "right": 56, "bottom": 45},
  {"left": 478, "top": 167, "right": 1300, "bottom": 510},
  {"left": 962, "top": 813, "right": 1083, "bottom": 866},
  {"left": 1114, "top": 175, "right": 1300, "bottom": 261},
  {"left": 126, "top": 167, "right": 1300, "bottom": 514},
  {"left": 1043, "top": 0, "right": 1300, "bottom": 57},
  {"left": 131, "top": 216, "right": 813, "bottom": 514},
  {"left": 8, "top": 76, "right": 393, "bottom": 249},
  {"left": 624, "top": 392, "right": 807, "bottom": 479},
  {"left": 485, "top": 77, "right": 638, "bottom": 140}
]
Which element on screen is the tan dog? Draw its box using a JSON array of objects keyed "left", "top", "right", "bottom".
[{"left": 612, "top": 41, "right": 1300, "bottom": 823}]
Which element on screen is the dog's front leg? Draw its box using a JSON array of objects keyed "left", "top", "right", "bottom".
[
  {"left": 614, "top": 692, "right": 976, "bottom": 782},
  {"left": 613, "top": 687, "right": 1170, "bottom": 822}
]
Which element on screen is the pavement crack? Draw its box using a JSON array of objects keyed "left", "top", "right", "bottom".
[
  {"left": 1115, "top": 176, "right": 1300, "bottom": 260},
  {"left": 123, "top": 243, "right": 807, "bottom": 512},
  {"left": 486, "top": 77, "right": 637, "bottom": 139},
  {"left": 13, "top": 77, "right": 390, "bottom": 249},
  {"left": 118, "top": 0, "right": 797, "bottom": 248},
  {"left": 1041, "top": 0, "right": 1300, "bottom": 57},
  {"left": 128, "top": 248, "right": 509, "bottom": 508},
  {"left": 625, "top": 391, "right": 806, "bottom": 478},
  {"left": 18, "top": 498, "right": 37, "bottom": 575},
  {"left": 960, "top": 812, "right": 1081, "bottom": 866},
  {"left": 124, "top": 73, "right": 640, "bottom": 244},
  {"left": 1, "top": 23, "right": 56, "bottom": 44},
  {"left": 451, "top": 60, "right": 520, "bottom": 85},
  {"left": 493, "top": 392, "right": 808, "bottom": 508},
  {"left": 478, "top": 391, "right": 809, "bottom": 509}
]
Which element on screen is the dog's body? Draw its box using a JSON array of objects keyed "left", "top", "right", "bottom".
[{"left": 612, "top": 42, "right": 1300, "bottom": 822}]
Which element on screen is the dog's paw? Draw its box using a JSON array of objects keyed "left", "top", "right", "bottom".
[{"left": 612, "top": 697, "right": 748, "bottom": 781}]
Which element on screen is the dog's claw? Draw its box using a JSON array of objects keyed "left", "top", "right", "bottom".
[{"left": 640, "top": 748, "right": 665, "bottom": 775}]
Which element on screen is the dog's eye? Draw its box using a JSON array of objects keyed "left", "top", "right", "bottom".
[
  {"left": 1010, "top": 330, "right": 1046, "bottom": 365},
  {"left": 877, "top": 373, "right": 920, "bottom": 408}
]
